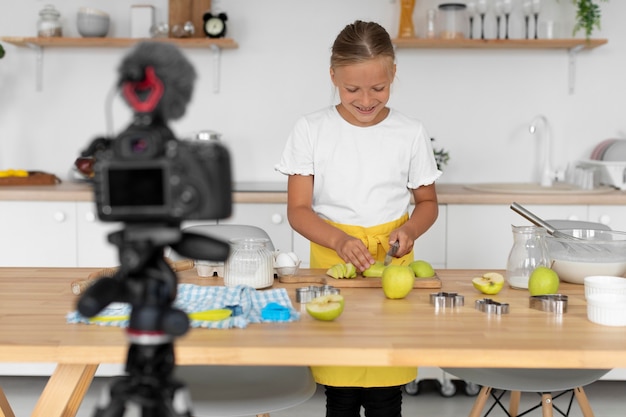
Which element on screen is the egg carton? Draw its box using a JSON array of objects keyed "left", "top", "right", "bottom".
[{"left": 578, "top": 160, "right": 626, "bottom": 190}]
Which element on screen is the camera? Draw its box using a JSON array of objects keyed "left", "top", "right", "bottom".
[{"left": 90, "top": 118, "right": 232, "bottom": 223}]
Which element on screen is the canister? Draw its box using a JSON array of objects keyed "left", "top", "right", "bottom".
[
  {"left": 224, "top": 238, "right": 274, "bottom": 289},
  {"left": 437, "top": 3, "right": 468, "bottom": 39}
]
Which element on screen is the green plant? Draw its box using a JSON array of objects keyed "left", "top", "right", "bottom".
[
  {"left": 0, "top": 44, "right": 4, "bottom": 59},
  {"left": 572, "top": 0, "right": 608, "bottom": 39},
  {"left": 431, "top": 138, "right": 450, "bottom": 171}
]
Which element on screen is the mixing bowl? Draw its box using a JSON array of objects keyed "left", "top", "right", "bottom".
[
  {"left": 77, "top": 7, "right": 110, "bottom": 37},
  {"left": 545, "top": 229, "right": 626, "bottom": 284}
]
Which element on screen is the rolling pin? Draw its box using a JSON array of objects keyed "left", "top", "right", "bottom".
[{"left": 70, "top": 258, "right": 195, "bottom": 295}]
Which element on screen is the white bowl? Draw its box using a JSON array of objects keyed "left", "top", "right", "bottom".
[
  {"left": 587, "top": 294, "right": 626, "bottom": 326},
  {"left": 584, "top": 275, "right": 626, "bottom": 299},
  {"left": 77, "top": 9, "right": 110, "bottom": 37},
  {"left": 275, "top": 261, "right": 301, "bottom": 278}
]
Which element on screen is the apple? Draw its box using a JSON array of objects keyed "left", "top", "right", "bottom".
[
  {"left": 362, "top": 261, "right": 386, "bottom": 277},
  {"left": 325, "top": 263, "right": 357, "bottom": 279},
  {"left": 528, "top": 266, "right": 560, "bottom": 296},
  {"left": 409, "top": 260, "right": 435, "bottom": 278},
  {"left": 381, "top": 265, "right": 415, "bottom": 299},
  {"left": 472, "top": 272, "right": 505, "bottom": 295},
  {"left": 306, "top": 294, "right": 345, "bottom": 321}
]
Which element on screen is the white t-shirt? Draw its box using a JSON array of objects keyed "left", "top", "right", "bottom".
[{"left": 275, "top": 106, "right": 441, "bottom": 228}]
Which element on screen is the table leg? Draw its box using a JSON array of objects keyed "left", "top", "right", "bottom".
[
  {"left": 0, "top": 387, "right": 15, "bottom": 417},
  {"left": 31, "top": 363, "right": 98, "bottom": 417}
]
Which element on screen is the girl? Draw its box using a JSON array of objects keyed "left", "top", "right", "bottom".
[{"left": 275, "top": 20, "right": 441, "bottom": 417}]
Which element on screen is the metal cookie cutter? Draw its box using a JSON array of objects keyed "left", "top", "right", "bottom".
[
  {"left": 430, "top": 292, "right": 464, "bottom": 308},
  {"left": 529, "top": 294, "right": 568, "bottom": 314},
  {"left": 296, "top": 285, "right": 340, "bottom": 303},
  {"left": 475, "top": 298, "right": 510, "bottom": 315}
]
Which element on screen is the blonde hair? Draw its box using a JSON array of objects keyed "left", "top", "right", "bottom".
[{"left": 330, "top": 20, "right": 395, "bottom": 69}]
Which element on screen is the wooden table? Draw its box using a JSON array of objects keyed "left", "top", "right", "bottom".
[{"left": 1, "top": 267, "right": 626, "bottom": 417}]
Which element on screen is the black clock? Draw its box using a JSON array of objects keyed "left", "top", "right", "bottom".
[{"left": 202, "top": 12, "right": 227, "bottom": 38}]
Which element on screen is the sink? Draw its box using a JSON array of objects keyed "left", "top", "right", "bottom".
[{"left": 464, "top": 182, "right": 614, "bottom": 195}]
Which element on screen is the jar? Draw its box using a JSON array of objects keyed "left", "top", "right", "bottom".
[
  {"left": 38, "top": 5, "right": 63, "bottom": 37},
  {"left": 437, "top": 3, "right": 467, "bottom": 39},
  {"left": 224, "top": 238, "right": 274, "bottom": 289},
  {"left": 506, "top": 226, "right": 550, "bottom": 290}
]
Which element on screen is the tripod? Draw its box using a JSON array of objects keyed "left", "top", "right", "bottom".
[{"left": 77, "top": 223, "right": 230, "bottom": 417}]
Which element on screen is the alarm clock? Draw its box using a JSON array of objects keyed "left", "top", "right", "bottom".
[{"left": 202, "top": 12, "right": 227, "bottom": 38}]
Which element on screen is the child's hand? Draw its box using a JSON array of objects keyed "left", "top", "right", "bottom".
[{"left": 335, "top": 237, "right": 375, "bottom": 272}]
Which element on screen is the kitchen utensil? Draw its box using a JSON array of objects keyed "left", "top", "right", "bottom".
[
  {"left": 475, "top": 298, "right": 509, "bottom": 314},
  {"left": 384, "top": 241, "right": 400, "bottom": 266},
  {"left": 584, "top": 275, "right": 626, "bottom": 299},
  {"left": 529, "top": 294, "right": 568, "bottom": 313},
  {"left": 77, "top": 7, "right": 110, "bottom": 38},
  {"left": 224, "top": 237, "right": 274, "bottom": 289},
  {"left": 587, "top": 294, "right": 626, "bottom": 326},
  {"left": 506, "top": 225, "right": 550, "bottom": 289}
]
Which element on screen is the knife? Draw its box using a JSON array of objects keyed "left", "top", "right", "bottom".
[{"left": 384, "top": 241, "right": 400, "bottom": 266}]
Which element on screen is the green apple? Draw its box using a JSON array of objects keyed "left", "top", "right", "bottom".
[
  {"left": 409, "top": 260, "right": 435, "bottom": 278},
  {"left": 306, "top": 294, "right": 345, "bottom": 321},
  {"left": 362, "top": 261, "right": 386, "bottom": 277},
  {"left": 472, "top": 272, "right": 505, "bottom": 295},
  {"left": 326, "top": 263, "right": 357, "bottom": 279},
  {"left": 528, "top": 266, "right": 560, "bottom": 296},
  {"left": 381, "top": 265, "right": 415, "bottom": 299}
]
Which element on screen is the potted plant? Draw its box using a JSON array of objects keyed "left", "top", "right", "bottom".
[
  {"left": 572, "top": 0, "right": 608, "bottom": 39},
  {"left": 0, "top": 44, "right": 4, "bottom": 59}
]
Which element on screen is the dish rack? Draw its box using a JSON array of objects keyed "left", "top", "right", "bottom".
[{"left": 577, "top": 160, "right": 626, "bottom": 190}]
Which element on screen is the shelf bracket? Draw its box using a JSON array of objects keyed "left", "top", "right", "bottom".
[
  {"left": 567, "top": 44, "right": 584, "bottom": 95},
  {"left": 25, "top": 43, "right": 44, "bottom": 92},
  {"left": 211, "top": 44, "right": 221, "bottom": 94}
]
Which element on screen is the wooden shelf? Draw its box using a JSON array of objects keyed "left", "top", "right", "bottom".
[
  {"left": 0, "top": 36, "right": 238, "bottom": 49},
  {"left": 392, "top": 37, "right": 607, "bottom": 50}
]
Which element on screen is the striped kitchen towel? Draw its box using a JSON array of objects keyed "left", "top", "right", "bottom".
[{"left": 66, "top": 284, "right": 300, "bottom": 329}]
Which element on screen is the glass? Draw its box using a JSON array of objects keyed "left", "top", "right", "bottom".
[
  {"left": 476, "top": 0, "right": 488, "bottom": 40},
  {"left": 38, "top": 4, "right": 62, "bottom": 37},
  {"left": 506, "top": 225, "right": 550, "bottom": 290},
  {"left": 532, "top": 0, "right": 542, "bottom": 39},
  {"left": 224, "top": 238, "right": 274, "bottom": 289},
  {"left": 467, "top": 3, "right": 476, "bottom": 39},
  {"left": 495, "top": 1, "right": 503, "bottom": 40},
  {"left": 523, "top": 1, "right": 532, "bottom": 39},
  {"left": 502, "top": 0, "right": 513, "bottom": 39}
]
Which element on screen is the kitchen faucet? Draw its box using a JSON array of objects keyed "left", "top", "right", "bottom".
[{"left": 529, "top": 115, "right": 554, "bottom": 187}]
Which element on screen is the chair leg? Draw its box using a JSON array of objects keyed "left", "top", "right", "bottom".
[
  {"left": 0, "top": 387, "right": 16, "bottom": 417},
  {"left": 509, "top": 390, "right": 521, "bottom": 417},
  {"left": 573, "top": 386, "right": 595, "bottom": 417},
  {"left": 541, "top": 393, "right": 554, "bottom": 417},
  {"left": 468, "top": 386, "right": 492, "bottom": 417}
]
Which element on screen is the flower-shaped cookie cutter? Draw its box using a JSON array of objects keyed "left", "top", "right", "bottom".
[{"left": 475, "top": 298, "right": 510, "bottom": 315}]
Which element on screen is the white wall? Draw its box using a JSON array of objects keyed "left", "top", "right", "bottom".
[{"left": 0, "top": 0, "right": 623, "bottom": 185}]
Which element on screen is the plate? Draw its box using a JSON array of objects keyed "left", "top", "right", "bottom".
[
  {"left": 590, "top": 139, "right": 616, "bottom": 160},
  {"left": 601, "top": 139, "right": 626, "bottom": 161}
]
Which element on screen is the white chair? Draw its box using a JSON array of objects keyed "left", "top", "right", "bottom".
[
  {"left": 442, "top": 368, "right": 610, "bottom": 417},
  {"left": 172, "top": 224, "right": 315, "bottom": 417}
]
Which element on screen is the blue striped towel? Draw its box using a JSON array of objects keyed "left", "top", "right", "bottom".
[{"left": 66, "top": 284, "right": 300, "bottom": 329}]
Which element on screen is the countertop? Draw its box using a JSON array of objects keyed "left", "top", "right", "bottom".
[{"left": 2, "top": 181, "right": 626, "bottom": 205}]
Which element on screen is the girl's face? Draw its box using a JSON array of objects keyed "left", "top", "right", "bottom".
[{"left": 330, "top": 56, "right": 396, "bottom": 127}]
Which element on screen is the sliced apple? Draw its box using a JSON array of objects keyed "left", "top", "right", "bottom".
[
  {"left": 326, "top": 263, "right": 357, "bottom": 279},
  {"left": 306, "top": 294, "right": 345, "bottom": 321},
  {"left": 472, "top": 272, "right": 505, "bottom": 295},
  {"left": 362, "top": 261, "right": 386, "bottom": 277}
]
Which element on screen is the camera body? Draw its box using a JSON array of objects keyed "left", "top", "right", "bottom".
[{"left": 91, "top": 119, "right": 232, "bottom": 223}]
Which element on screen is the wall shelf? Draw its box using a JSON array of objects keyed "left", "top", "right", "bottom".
[
  {"left": 392, "top": 37, "right": 608, "bottom": 94},
  {"left": 392, "top": 38, "right": 607, "bottom": 49},
  {"left": 0, "top": 36, "right": 239, "bottom": 92}
]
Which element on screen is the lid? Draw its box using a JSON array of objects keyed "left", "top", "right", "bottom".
[
  {"left": 438, "top": 3, "right": 467, "bottom": 10},
  {"left": 39, "top": 5, "right": 60, "bottom": 18}
]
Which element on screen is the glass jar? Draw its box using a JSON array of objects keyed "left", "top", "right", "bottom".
[
  {"left": 506, "top": 225, "right": 550, "bottom": 289},
  {"left": 224, "top": 238, "right": 274, "bottom": 289},
  {"left": 437, "top": 3, "right": 468, "bottom": 39},
  {"left": 38, "top": 5, "right": 63, "bottom": 37}
]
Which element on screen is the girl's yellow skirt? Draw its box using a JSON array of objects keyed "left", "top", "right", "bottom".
[{"left": 309, "top": 214, "right": 418, "bottom": 387}]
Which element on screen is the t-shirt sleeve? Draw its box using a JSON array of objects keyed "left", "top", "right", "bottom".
[
  {"left": 407, "top": 124, "right": 442, "bottom": 189},
  {"left": 274, "top": 116, "right": 315, "bottom": 176}
]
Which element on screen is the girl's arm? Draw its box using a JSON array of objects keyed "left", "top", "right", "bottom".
[{"left": 286, "top": 174, "right": 375, "bottom": 271}]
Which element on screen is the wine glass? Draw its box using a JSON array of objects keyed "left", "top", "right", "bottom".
[
  {"left": 502, "top": 0, "right": 513, "bottom": 39},
  {"left": 495, "top": 1, "right": 503, "bottom": 39},
  {"left": 532, "top": 0, "right": 541, "bottom": 39},
  {"left": 477, "top": 0, "right": 488, "bottom": 40},
  {"left": 522, "top": 1, "right": 532, "bottom": 39},
  {"left": 467, "top": 2, "right": 476, "bottom": 39}
]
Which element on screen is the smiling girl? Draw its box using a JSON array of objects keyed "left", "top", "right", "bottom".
[{"left": 275, "top": 21, "right": 441, "bottom": 416}]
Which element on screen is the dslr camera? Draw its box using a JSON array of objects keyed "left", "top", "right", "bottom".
[{"left": 88, "top": 119, "right": 232, "bottom": 224}]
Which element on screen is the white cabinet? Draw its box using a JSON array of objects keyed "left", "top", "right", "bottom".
[
  {"left": 413, "top": 205, "right": 447, "bottom": 269},
  {"left": 0, "top": 201, "right": 77, "bottom": 267},
  {"left": 588, "top": 206, "right": 626, "bottom": 232},
  {"left": 76, "top": 202, "right": 120, "bottom": 267},
  {"left": 446, "top": 204, "right": 588, "bottom": 269},
  {"left": 219, "top": 203, "right": 292, "bottom": 254}
]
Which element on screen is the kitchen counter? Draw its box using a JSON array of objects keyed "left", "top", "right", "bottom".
[{"left": 1, "top": 181, "right": 626, "bottom": 205}]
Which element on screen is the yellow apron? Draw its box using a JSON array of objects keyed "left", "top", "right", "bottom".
[{"left": 310, "top": 214, "right": 418, "bottom": 387}]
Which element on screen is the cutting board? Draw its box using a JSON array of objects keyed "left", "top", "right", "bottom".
[{"left": 279, "top": 272, "right": 441, "bottom": 289}]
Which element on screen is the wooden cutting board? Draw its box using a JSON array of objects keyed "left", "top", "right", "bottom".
[{"left": 279, "top": 272, "right": 441, "bottom": 289}]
